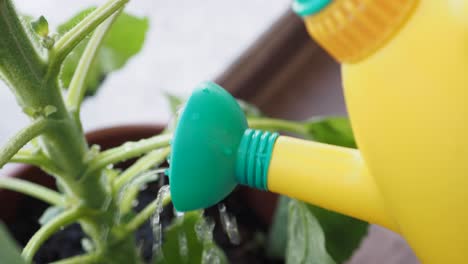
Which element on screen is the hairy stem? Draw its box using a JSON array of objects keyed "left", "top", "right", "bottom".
[
  {"left": 22, "top": 207, "right": 83, "bottom": 262},
  {"left": 0, "top": 118, "right": 53, "bottom": 168},
  {"left": 0, "top": 177, "right": 65, "bottom": 206},
  {"left": 114, "top": 147, "right": 170, "bottom": 191},
  {"left": 67, "top": 10, "right": 121, "bottom": 115},
  {"left": 85, "top": 134, "right": 172, "bottom": 176},
  {"left": 125, "top": 194, "right": 172, "bottom": 233},
  {"left": 11, "top": 150, "right": 49, "bottom": 166},
  {"left": 1, "top": 0, "right": 144, "bottom": 263},
  {"left": 49, "top": 0, "right": 128, "bottom": 74},
  {"left": 10, "top": 150, "right": 64, "bottom": 176},
  {"left": 0, "top": 0, "right": 46, "bottom": 107}
]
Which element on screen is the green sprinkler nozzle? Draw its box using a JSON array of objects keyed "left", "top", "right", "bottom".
[{"left": 168, "top": 82, "right": 278, "bottom": 212}]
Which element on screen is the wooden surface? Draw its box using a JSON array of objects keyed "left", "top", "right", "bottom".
[{"left": 218, "top": 11, "right": 420, "bottom": 264}]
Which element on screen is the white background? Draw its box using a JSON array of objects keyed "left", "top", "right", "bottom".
[
  {"left": 0, "top": 0, "right": 290, "bottom": 144},
  {"left": 0, "top": 0, "right": 290, "bottom": 175}
]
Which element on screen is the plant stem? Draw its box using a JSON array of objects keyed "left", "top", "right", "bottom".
[
  {"left": 51, "top": 253, "right": 100, "bottom": 264},
  {"left": 114, "top": 147, "right": 170, "bottom": 191},
  {"left": 85, "top": 134, "right": 172, "bottom": 176},
  {"left": 248, "top": 117, "right": 308, "bottom": 137},
  {"left": 22, "top": 207, "right": 83, "bottom": 262},
  {"left": 49, "top": 0, "right": 128, "bottom": 73},
  {"left": 0, "top": 118, "right": 53, "bottom": 168},
  {"left": 0, "top": 177, "right": 65, "bottom": 206},
  {"left": 66, "top": 10, "right": 121, "bottom": 115},
  {"left": 11, "top": 150, "right": 48, "bottom": 166},
  {"left": 0, "top": 0, "right": 89, "bottom": 183},
  {"left": 1, "top": 0, "right": 143, "bottom": 262},
  {"left": 0, "top": 0, "right": 46, "bottom": 106},
  {"left": 10, "top": 150, "right": 64, "bottom": 176},
  {"left": 125, "top": 194, "right": 172, "bottom": 233}
]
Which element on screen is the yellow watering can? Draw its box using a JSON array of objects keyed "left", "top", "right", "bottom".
[{"left": 168, "top": 0, "right": 468, "bottom": 263}]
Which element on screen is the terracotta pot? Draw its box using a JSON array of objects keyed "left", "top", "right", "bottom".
[{"left": 0, "top": 124, "right": 279, "bottom": 226}]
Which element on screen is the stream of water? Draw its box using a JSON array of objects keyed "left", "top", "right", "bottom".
[
  {"left": 150, "top": 185, "right": 170, "bottom": 262},
  {"left": 149, "top": 180, "right": 242, "bottom": 263},
  {"left": 218, "top": 203, "right": 241, "bottom": 245}
]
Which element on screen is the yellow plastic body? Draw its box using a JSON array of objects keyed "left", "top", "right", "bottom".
[
  {"left": 268, "top": 136, "right": 397, "bottom": 230},
  {"left": 268, "top": 1, "right": 468, "bottom": 263}
]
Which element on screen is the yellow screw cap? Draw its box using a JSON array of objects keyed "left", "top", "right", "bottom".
[{"left": 304, "top": 0, "right": 419, "bottom": 63}]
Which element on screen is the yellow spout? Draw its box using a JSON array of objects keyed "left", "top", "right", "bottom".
[{"left": 267, "top": 136, "right": 397, "bottom": 231}]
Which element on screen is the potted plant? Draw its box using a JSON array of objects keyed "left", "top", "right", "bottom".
[{"left": 0, "top": 0, "right": 369, "bottom": 263}]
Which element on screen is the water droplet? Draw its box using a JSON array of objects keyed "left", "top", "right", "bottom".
[
  {"left": 178, "top": 231, "right": 189, "bottom": 260},
  {"left": 195, "top": 216, "right": 215, "bottom": 243},
  {"left": 123, "top": 142, "right": 135, "bottom": 152},
  {"left": 152, "top": 168, "right": 169, "bottom": 175},
  {"left": 159, "top": 172, "right": 166, "bottom": 187},
  {"left": 151, "top": 185, "right": 170, "bottom": 261},
  {"left": 218, "top": 204, "right": 241, "bottom": 245},
  {"left": 202, "top": 247, "right": 221, "bottom": 264},
  {"left": 155, "top": 185, "right": 170, "bottom": 215},
  {"left": 202, "top": 88, "right": 211, "bottom": 94},
  {"left": 81, "top": 238, "right": 94, "bottom": 252},
  {"left": 151, "top": 220, "right": 163, "bottom": 261},
  {"left": 173, "top": 207, "right": 184, "bottom": 218}
]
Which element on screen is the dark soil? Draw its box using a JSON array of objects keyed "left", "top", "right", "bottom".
[{"left": 7, "top": 180, "right": 283, "bottom": 264}]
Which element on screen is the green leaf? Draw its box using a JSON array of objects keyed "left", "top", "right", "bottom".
[
  {"left": 39, "top": 206, "right": 64, "bottom": 226},
  {"left": 0, "top": 222, "right": 27, "bottom": 264},
  {"left": 307, "top": 117, "right": 368, "bottom": 262},
  {"left": 31, "top": 16, "right": 49, "bottom": 37},
  {"left": 306, "top": 205, "right": 368, "bottom": 263},
  {"left": 163, "top": 92, "right": 185, "bottom": 115},
  {"left": 287, "top": 117, "right": 367, "bottom": 263},
  {"left": 155, "top": 211, "right": 227, "bottom": 264},
  {"left": 287, "top": 199, "right": 335, "bottom": 264},
  {"left": 274, "top": 197, "right": 367, "bottom": 263},
  {"left": 58, "top": 8, "right": 149, "bottom": 96},
  {"left": 266, "top": 195, "right": 289, "bottom": 259},
  {"left": 306, "top": 117, "right": 356, "bottom": 148}
]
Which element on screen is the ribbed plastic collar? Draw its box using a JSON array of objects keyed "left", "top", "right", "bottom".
[{"left": 303, "top": 0, "right": 419, "bottom": 63}]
